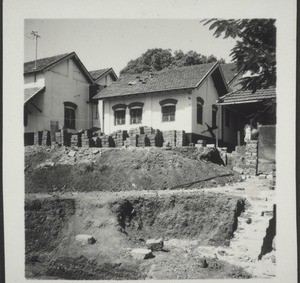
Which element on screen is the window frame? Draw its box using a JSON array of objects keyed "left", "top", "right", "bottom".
[
  {"left": 112, "top": 104, "right": 127, "bottom": 125},
  {"left": 196, "top": 97, "right": 204, "bottom": 124},
  {"left": 114, "top": 109, "right": 126, "bottom": 125},
  {"left": 64, "top": 101, "right": 77, "bottom": 130},
  {"left": 128, "top": 102, "right": 144, "bottom": 125},
  {"left": 162, "top": 105, "right": 176, "bottom": 122},
  {"left": 159, "top": 98, "right": 178, "bottom": 123},
  {"left": 130, "top": 107, "right": 143, "bottom": 124}
]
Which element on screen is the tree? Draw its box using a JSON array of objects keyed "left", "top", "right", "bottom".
[
  {"left": 202, "top": 19, "right": 276, "bottom": 90},
  {"left": 120, "top": 48, "right": 224, "bottom": 76},
  {"left": 120, "top": 48, "right": 173, "bottom": 76}
]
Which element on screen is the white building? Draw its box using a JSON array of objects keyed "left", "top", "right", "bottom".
[
  {"left": 24, "top": 52, "right": 116, "bottom": 144},
  {"left": 93, "top": 62, "right": 241, "bottom": 148}
]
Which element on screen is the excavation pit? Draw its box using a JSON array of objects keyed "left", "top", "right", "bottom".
[
  {"left": 110, "top": 192, "right": 246, "bottom": 247},
  {"left": 25, "top": 191, "right": 249, "bottom": 280}
]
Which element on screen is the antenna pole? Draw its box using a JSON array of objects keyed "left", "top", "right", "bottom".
[{"left": 31, "top": 31, "right": 41, "bottom": 69}]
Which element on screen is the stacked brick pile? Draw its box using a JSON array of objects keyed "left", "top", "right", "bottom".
[
  {"left": 137, "top": 134, "right": 147, "bottom": 147},
  {"left": 162, "top": 130, "right": 176, "bottom": 147},
  {"left": 124, "top": 136, "right": 137, "bottom": 147},
  {"left": 34, "top": 132, "right": 41, "bottom": 145},
  {"left": 91, "top": 137, "right": 101, "bottom": 147},
  {"left": 101, "top": 135, "right": 114, "bottom": 148},
  {"left": 176, "top": 130, "right": 187, "bottom": 147},
  {"left": 144, "top": 126, "right": 154, "bottom": 147},
  {"left": 54, "top": 131, "right": 62, "bottom": 145},
  {"left": 111, "top": 130, "right": 128, "bottom": 148},
  {"left": 70, "top": 134, "right": 78, "bottom": 147},
  {"left": 124, "top": 127, "right": 144, "bottom": 147},
  {"left": 41, "top": 131, "right": 51, "bottom": 146},
  {"left": 81, "top": 131, "right": 90, "bottom": 148},
  {"left": 144, "top": 126, "right": 154, "bottom": 135}
]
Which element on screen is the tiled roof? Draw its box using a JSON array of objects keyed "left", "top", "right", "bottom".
[
  {"left": 93, "top": 63, "right": 217, "bottom": 99},
  {"left": 24, "top": 86, "right": 45, "bottom": 104},
  {"left": 89, "top": 68, "right": 111, "bottom": 80},
  {"left": 24, "top": 53, "right": 72, "bottom": 74},
  {"left": 218, "top": 86, "right": 276, "bottom": 105},
  {"left": 220, "top": 63, "right": 239, "bottom": 84}
]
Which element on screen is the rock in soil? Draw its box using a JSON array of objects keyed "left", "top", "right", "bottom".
[
  {"left": 75, "top": 234, "right": 96, "bottom": 244},
  {"left": 131, "top": 248, "right": 153, "bottom": 260},
  {"left": 146, "top": 238, "right": 164, "bottom": 251}
]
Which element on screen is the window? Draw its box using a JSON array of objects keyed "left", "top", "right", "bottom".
[
  {"left": 128, "top": 102, "right": 144, "bottom": 125},
  {"left": 64, "top": 102, "right": 77, "bottom": 129},
  {"left": 212, "top": 105, "right": 218, "bottom": 128},
  {"left": 112, "top": 104, "right": 127, "bottom": 125},
  {"left": 225, "top": 108, "right": 231, "bottom": 128},
  {"left": 130, "top": 108, "right": 142, "bottom": 124},
  {"left": 115, "top": 109, "right": 125, "bottom": 125},
  {"left": 162, "top": 105, "right": 176, "bottom": 122},
  {"left": 196, "top": 97, "right": 204, "bottom": 124},
  {"left": 159, "top": 98, "right": 178, "bottom": 122}
]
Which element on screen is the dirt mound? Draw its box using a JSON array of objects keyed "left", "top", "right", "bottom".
[
  {"left": 110, "top": 193, "right": 245, "bottom": 246},
  {"left": 25, "top": 146, "right": 240, "bottom": 193}
]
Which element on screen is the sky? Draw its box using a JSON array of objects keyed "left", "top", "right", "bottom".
[{"left": 24, "top": 19, "right": 237, "bottom": 76}]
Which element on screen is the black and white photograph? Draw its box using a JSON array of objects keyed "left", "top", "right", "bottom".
[{"left": 2, "top": 0, "right": 297, "bottom": 282}]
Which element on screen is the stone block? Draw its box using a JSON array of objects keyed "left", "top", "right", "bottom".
[
  {"left": 131, "top": 248, "right": 153, "bottom": 260},
  {"left": 233, "top": 166, "right": 244, "bottom": 174},
  {"left": 75, "top": 234, "right": 96, "bottom": 244},
  {"left": 146, "top": 238, "right": 163, "bottom": 251},
  {"left": 68, "top": 150, "right": 76, "bottom": 157},
  {"left": 199, "top": 259, "right": 208, "bottom": 268},
  {"left": 259, "top": 174, "right": 267, "bottom": 179}
]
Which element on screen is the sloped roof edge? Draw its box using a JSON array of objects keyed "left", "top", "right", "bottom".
[
  {"left": 92, "top": 68, "right": 118, "bottom": 82},
  {"left": 24, "top": 52, "right": 94, "bottom": 83}
]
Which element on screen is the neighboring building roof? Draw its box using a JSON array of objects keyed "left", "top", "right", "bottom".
[
  {"left": 94, "top": 62, "right": 226, "bottom": 99},
  {"left": 217, "top": 86, "right": 276, "bottom": 105},
  {"left": 24, "top": 52, "right": 94, "bottom": 83},
  {"left": 89, "top": 68, "right": 110, "bottom": 80},
  {"left": 220, "top": 63, "right": 240, "bottom": 84},
  {"left": 24, "top": 86, "right": 45, "bottom": 104},
  {"left": 89, "top": 68, "right": 118, "bottom": 82},
  {"left": 24, "top": 53, "right": 70, "bottom": 74}
]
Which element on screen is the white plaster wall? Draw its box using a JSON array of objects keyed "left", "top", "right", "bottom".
[
  {"left": 24, "top": 58, "right": 91, "bottom": 132},
  {"left": 191, "top": 75, "right": 221, "bottom": 140},
  {"left": 101, "top": 90, "right": 192, "bottom": 135},
  {"left": 191, "top": 75, "right": 238, "bottom": 145},
  {"left": 24, "top": 73, "right": 45, "bottom": 88},
  {"left": 96, "top": 73, "right": 115, "bottom": 86}
]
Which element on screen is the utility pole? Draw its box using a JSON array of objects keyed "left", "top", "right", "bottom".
[{"left": 31, "top": 31, "right": 41, "bottom": 69}]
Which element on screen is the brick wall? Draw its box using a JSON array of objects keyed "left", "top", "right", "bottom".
[{"left": 227, "top": 140, "right": 258, "bottom": 175}]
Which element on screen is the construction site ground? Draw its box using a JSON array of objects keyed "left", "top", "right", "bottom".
[{"left": 25, "top": 146, "right": 276, "bottom": 280}]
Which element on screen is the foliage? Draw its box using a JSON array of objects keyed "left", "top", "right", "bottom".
[
  {"left": 120, "top": 48, "right": 224, "bottom": 76},
  {"left": 202, "top": 19, "right": 276, "bottom": 90}
]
